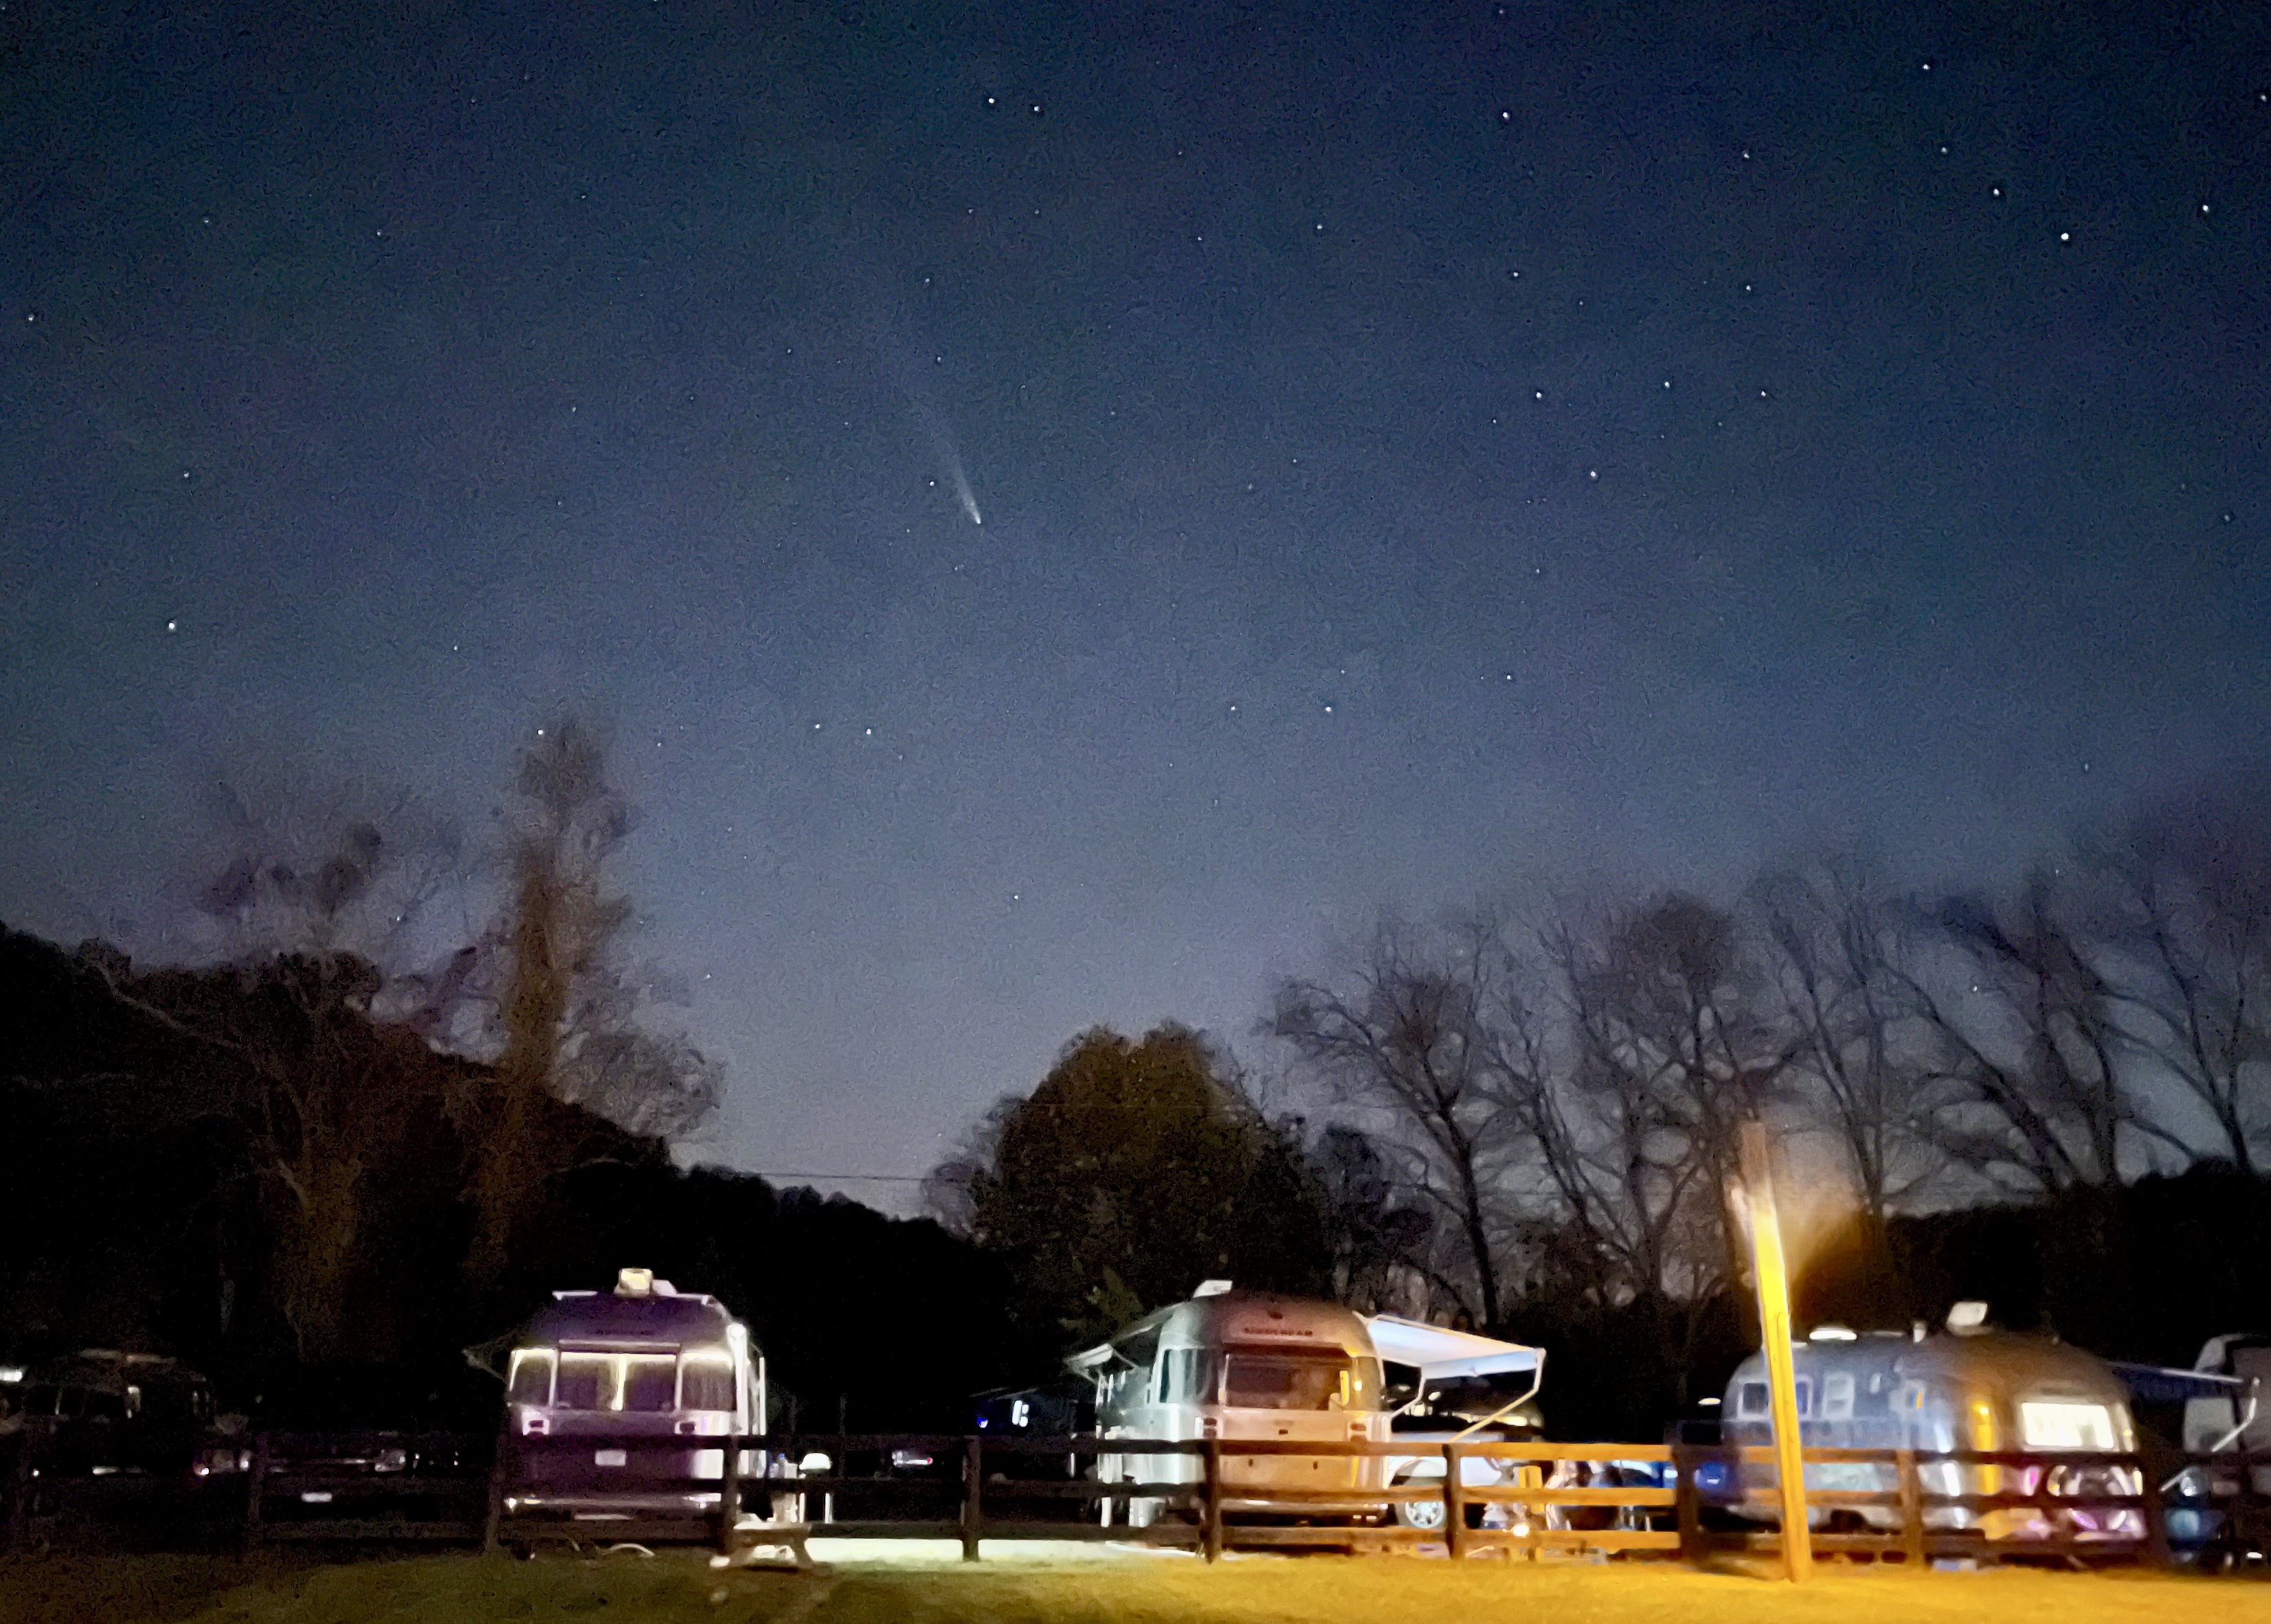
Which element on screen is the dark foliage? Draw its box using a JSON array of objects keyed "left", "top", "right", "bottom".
[
  {"left": 937, "top": 1025, "right": 1332, "bottom": 1349},
  {"left": 0, "top": 923, "right": 1025, "bottom": 1428},
  {"left": 1795, "top": 1166, "right": 2271, "bottom": 1373}
]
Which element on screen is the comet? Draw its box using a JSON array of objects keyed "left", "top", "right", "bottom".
[
  {"left": 948, "top": 458, "right": 983, "bottom": 526},
  {"left": 870, "top": 304, "right": 987, "bottom": 528},
  {"left": 904, "top": 388, "right": 984, "bottom": 527}
]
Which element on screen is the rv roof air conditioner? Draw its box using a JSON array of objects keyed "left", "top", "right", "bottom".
[
  {"left": 1947, "top": 1300, "right": 1990, "bottom": 1335},
  {"left": 614, "top": 1267, "right": 677, "bottom": 1298},
  {"left": 1193, "top": 1279, "right": 1234, "bottom": 1298}
]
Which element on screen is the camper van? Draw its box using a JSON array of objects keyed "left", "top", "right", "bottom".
[
  {"left": 1070, "top": 1283, "right": 1542, "bottom": 1527},
  {"left": 499, "top": 1268, "right": 765, "bottom": 1522},
  {"left": 1718, "top": 1307, "right": 2141, "bottom": 1542}
]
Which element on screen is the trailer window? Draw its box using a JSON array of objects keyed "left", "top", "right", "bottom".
[
  {"left": 680, "top": 1356, "right": 736, "bottom": 1412},
  {"left": 1822, "top": 1374, "right": 1855, "bottom": 1421},
  {"left": 1157, "top": 1349, "right": 1213, "bottom": 1404},
  {"left": 2020, "top": 1401, "right": 2116, "bottom": 1450},
  {"left": 621, "top": 1355, "right": 678, "bottom": 1412},
  {"left": 1737, "top": 1381, "right": 1769, "bottom": 1417},
  {"left": 81, "top": 1388, "right": 126, "bottom": 1423},
  {"left": 1222, "top": 1349, "right": 1354, "bottom": 1411},
  {"left": 555, "top": 1353, "right": 611, "bottom": 1411},
  {"left": 508, "top": 1349, "right": 555, "bottom": 1406}
]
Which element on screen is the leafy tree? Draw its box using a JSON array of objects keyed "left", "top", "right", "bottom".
[{"left": 932, "top": 1025, "right": 1328, "bottom": 1346}]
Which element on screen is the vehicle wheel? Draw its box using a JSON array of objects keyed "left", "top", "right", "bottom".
[{"left": 1394, "top": 1479, "right": 1448, "bottom": 1532}]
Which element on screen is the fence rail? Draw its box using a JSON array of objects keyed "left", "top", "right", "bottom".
[{"left": 9, "top": 1419, "right": 2268, "bottom": 1570}]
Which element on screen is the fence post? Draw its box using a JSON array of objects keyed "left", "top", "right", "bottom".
[
  {"left": 2138, "top": 1447, "right": 2171, "bottom": 1568},
  {"left": 1444, "top": 1443, "right": 1467, "bottom": 1559},
  {"left": 1675, "top": 1447, "right": 1703, "bottom": 1566},
  {"left": 718, "top": 1433, "right": 743, "bottom": 1558},
  {"left": 243, "top": 1433, "right": 269, "bottom": 1548},
  {"left": 959, "top": 1435, "right": 983, "bottom": 1561},
  {"left": 1895, "top": 1450, "right": 1925, "bottom": 1566},
  {"left": 0, "top": 1420, "right": 34, "bottom": 1553},
  {"left": 482, "top": 1430, "right": 511, "bottom": 1555},
  {"left": 1202, "top": 1438, "right": 1224, "bottom": 1564}
]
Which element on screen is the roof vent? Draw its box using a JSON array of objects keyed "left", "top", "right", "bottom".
[
  {"left": 1947, "top": 1300, "right": 1990, "bottom": 1335},
  {"left": 1194, "top": 1279, "right": 1234, "bottom": 1298},
  {"left": 1809, "top": 1324, "right": 1858, "bottom": 1342}
]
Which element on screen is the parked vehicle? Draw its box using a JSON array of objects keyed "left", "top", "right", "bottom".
[
  {"left": 2143, "top": 1333, "right": 2268, "bottom": 1564},
  {"left": 1069, "top": 1281, "right": 1543, "bottom": 1528},
  {"left": 497, "top": 1267, "right": 770, "bottom": 1526},
  {"left": 1716, "top": 1305, "right": 2143, "bottom": 1542},
  {"left": 11, "top": 1350, "right": 230, "bottom": 1480},
  {"left": 1369, "top": 1316, "right": 1545, "bottom": 1532}
]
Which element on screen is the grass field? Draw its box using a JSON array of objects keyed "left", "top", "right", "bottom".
[{"left": 6, "top": 1548, "right": 2271, "bottom": 1624}]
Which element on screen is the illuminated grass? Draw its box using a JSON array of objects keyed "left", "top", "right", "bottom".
[{"left": 8, "top": 1549, "right": 2270, "bottom": 1624}]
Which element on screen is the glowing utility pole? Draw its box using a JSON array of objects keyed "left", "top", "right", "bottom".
[{"left": 1738, "top": 1120, "right": 1812, "bottom": 1581}]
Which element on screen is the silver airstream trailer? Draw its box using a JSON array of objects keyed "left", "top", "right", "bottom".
[
  {"left": 500, "top": 1268, "right": 765, "bottom": 1522},
  {"left": 1719, "top": 1307, "right": 2141, "bottom": 1542},
  {"left": 1070, "top": 1282, "right": 1542, "bottom": 1527}
]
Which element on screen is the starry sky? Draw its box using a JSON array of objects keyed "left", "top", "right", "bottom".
[{"left": 3, "top": 0, "right": 2267, "bottom": 1204}]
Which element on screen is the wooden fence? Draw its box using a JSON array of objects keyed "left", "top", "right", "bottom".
[
  {"left": 10, "top": 1419, "right": 2266, "bottom": 1569},
  {"left": 471, "top": 1432, "right": 2246, "bottom": 1565},
  {"left": 478, "top": 1432, "right": 1683, "bottom": 1561}
]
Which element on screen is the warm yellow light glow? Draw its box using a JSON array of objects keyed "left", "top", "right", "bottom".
[
  {"left": 2021, "top": 1401, "right": 2116, "bottom": 1449},
  {"left": 1738, "top": 1121, "right": 1811, "bottom": 1583}
]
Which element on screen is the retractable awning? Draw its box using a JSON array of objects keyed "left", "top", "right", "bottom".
[
  {"left": 2110, "top": 1361, "right": 2249, "bottom": 1405},
  {"left": 1363, "top": 1316, "right": 1544, "bottom": 1383}
]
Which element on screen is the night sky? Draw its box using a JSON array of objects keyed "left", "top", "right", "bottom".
[{"left": 4, "top": 1, "right": 2267, "bottom": 1202}]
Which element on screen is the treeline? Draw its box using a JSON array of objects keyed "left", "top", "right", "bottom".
[
  {"left": 0, "top": 920, "right": 1029, "bottom": 1428},
  {"left": 939, "top": 779, "right": 2271, "bottom": 1438},
  {"left": 0, "top": 721, "right": 1039, "bottom": 1428},
  {"left": 10, "top": 721, "right": 2268, "bottom": 1443}
]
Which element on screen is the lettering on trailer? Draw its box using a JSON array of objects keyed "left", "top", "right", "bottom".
[{"left": 1229, "top": 1322, "right": 1319, "bottom": 1340}]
